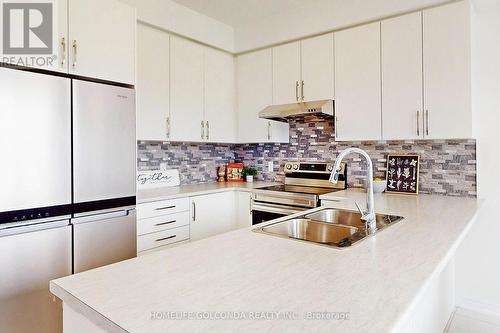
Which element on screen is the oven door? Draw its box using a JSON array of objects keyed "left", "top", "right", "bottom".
[{"left": 252, "top": 202, "right": 307, "bottom": 225}]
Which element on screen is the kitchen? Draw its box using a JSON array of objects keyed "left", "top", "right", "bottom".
[{"left": 0, "top": 0, "right": 499, "bottom": 332}]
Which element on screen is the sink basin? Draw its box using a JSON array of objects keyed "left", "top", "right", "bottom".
[
  {"left": 260, "top": 218, "right": 359, "bottom": 246},
  {"left": 305, "top": 209, "right": 403, "bottom": 230},
  {"left": 254, "top": 208, "right": 404, "bottom": 249}
]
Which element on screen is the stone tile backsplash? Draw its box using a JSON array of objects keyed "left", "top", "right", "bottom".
[{"left": 138, "top": 115, "right": 477, "bottom": 197}]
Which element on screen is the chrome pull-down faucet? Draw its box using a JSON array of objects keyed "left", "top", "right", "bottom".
[{"left": 329, "top": 148, "right": 377, "bottom": 234}]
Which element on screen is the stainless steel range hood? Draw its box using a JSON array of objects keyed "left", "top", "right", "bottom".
[{"left": 259, "top": 100, "right": 334, "bottom": 122}]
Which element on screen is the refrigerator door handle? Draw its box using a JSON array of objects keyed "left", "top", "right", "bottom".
[
  {"left": 71, "top": 209, "right": 132, "bottom": 225},
  {"left": 0, "top": 220, "right": 70, "bottom": 237}
]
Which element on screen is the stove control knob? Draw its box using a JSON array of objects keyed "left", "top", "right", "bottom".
[
  {"left": 327, "top": 165, "right": 334, "bottom": 172},
  {"left": 293, "top": 164, "right": 299, "bottom": 170},
  {"left": 285, "top": 164, "right": 292, "bottom": 170}
]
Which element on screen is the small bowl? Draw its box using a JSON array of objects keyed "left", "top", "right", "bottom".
[{"left": 373, "top": 180, "right": 387, "bottom": 193}]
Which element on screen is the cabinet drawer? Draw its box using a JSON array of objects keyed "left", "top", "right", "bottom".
[
  {"left": 137, "top": 226, "right": 190, "bottom": 252},
  {"left": 137, "top": 211, "right": 190, "bottom": 236},
  {"left": 138, "top": 240, "right": 189, "bottom": 256},
  {"left": 138, "top": 198, "right": 189, "bottom": 219}
]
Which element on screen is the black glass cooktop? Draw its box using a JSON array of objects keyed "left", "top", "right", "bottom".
[{"left": 256, "top": 185, "right": 342, "bottom": 196}]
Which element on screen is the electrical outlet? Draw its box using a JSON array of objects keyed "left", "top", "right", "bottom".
[{"left": 268, "top": 161, "right": 274, "bottom": 172}]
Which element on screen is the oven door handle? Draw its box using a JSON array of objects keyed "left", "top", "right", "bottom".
[{"left": 252, "top": 203, "right": 305, "bottom": 216}]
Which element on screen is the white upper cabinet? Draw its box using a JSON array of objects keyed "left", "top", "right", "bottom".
[
  {"left": 136, "top": 24, "right": 170, "bottom": 142},
  {"left": 272, "top": 42, "right": 301, "bottom": 104},
  {"left": 204, "top": 48, "right": 236, "bottom": 143},
  {"left": 423, "top": 1, "right": 471, "bottom": 139},
  {"left": 0, "top": 0, "right": 68, "bottom": 73},
  {"left": 68, "top": 0, "right": 135, "bottom": 85},
  {"left": 272, "top": 36, "right": 335, "bottom": 104},
  {"left": 334, "top": 22, "right": 382, "bottom": 141},
  {"left": 170, "top": 36, "right": 205, "bottom": 142},
  {"left": 382, "top": 12, "right": 423, "bottom": 140},
  {"left": 301, "top": 33, "right": 335, "bottom": 101},
  {"left": 236, "top": 49, "right": 289, "bottom": 143}
]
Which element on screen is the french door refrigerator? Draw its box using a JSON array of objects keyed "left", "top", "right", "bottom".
[
  {"left": 0, "top": 68, "right": 73, "bottom": 333},
  {"left": 0, "top": 69, "right": 137, "bottom": 332},
  {"left": 71, "top": 79, "right": 137, "bottom": 273}
]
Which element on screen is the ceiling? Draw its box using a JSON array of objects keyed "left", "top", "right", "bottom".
[{"left": 171, "top": 0, "right": 305, "bottom": 27}]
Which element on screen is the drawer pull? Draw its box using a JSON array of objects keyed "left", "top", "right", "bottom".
[
  {"left": 155, "top": 235, "right": 176, "bottom": 242},
  {"left": 155, "top": 220, "right": 176, "bottom": 227},
  {"left": 155, "top": 205, "right": 176, "bottom": 211}
]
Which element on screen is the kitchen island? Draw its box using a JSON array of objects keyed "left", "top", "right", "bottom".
[{"left": 50, "top": 189, "right": 480, "bottom": 333}]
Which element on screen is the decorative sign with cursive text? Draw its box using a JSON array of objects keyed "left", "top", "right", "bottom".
[{"left": 137, "top": 170, "right": 180, "bottom": 189}]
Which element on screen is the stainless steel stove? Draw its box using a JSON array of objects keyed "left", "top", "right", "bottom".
[{"left": 252, "top": 161, "right": 347, "bottom": 225}]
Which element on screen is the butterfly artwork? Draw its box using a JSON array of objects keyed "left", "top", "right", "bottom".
[{"left": 385, "top": 155, "right": 420, "bottom": 195}]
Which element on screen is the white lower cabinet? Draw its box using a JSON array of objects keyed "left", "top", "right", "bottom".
[
  {"left": 190, "top": 192, "right": 237, "bottom": 241},
  {"left": 137, "top": 191, "right": 250, "bottom": 252},
  {"left": 137, "top": 198, "right": 190, "bottom": 254},
  {"left": 236, "top": 191, "right": 253, "bottom": 229}
]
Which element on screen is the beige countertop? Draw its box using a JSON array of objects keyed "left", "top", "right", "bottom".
[
  {"left": 137, "top": 181, "right": 280, "bottom": 204},
  {"left": 50, "top": 189, "right": 480, "bottom": 333}
]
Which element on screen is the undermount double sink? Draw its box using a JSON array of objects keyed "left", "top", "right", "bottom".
[{"left": 254, "top": 208, "right": 404, "bottom": 249}]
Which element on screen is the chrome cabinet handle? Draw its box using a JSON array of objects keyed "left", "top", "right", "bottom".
[
  {"left": 267, "top": 122, "right": 271, "bottom": 140},
  {"left": 335, "top": 116, "right": 339, "bottom": 138},
  {"left": 206, "top": 121, "right": 210, "bottom": 140},
  {"left": 425, "top": 110, "right": 429, "bottom": 136},
  {"left": 192, "top": 202, "right": 196, "bottom": 221},
  {"left": 155, "top": 205, "right": 175, "bottom": 211},
  {"left": 72, "top": 40, "right": 77, "bottom": 68},
  {"left": 301, "top": 80, "right": 305, "bottom": 101},
  {"left": 60, "top": 37, "right": 66, "bottom": 66},
  {"left": 201, "top": 121, "right": 205, "bottom": 140},
  {"left": 155, "top": 220, "right": 176, "bottom": 227},
  {"left": 295, "top": 81, "right": 299, "bottom": 101},
  {"left": 155, "top": 235, "right": 176, "bottom": 242},
  {"left": 166, "top": 117, "right": 171, "bottom": 139},
  {"left": 417, "top": 111, "right": 420, "bottom": 137}
]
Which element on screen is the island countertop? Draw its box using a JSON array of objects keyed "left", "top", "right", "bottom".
[{"left": 50, "top": 190, "right": 480, "bottom": 333}]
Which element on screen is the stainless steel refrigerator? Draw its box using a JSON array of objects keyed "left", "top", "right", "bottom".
[
  {"left": 0, "top": 68, "right": 137, "bottom": 332},
  {"left": 71, "top": 79, "right": 137, "bottom": 273}
]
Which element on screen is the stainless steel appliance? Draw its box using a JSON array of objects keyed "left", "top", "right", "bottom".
[
  {"left": 259, "top": 99, "right": 334, "bottom": 122},
  {"left": 0, "top": 68, "right": 137, "bottom": 332},
  {"left": 252, "top": 161, "right": 347, "bottom": 225},
  {"left": 72, "top": 80, "right": 137, "bottom": 273},
  {"left": 0, "top": 68, "right": 73, "bottom": 333}
]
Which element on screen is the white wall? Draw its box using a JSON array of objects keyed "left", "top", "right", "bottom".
[
  {"left": 234, "top": 0, "right": 451, "bottom": 52},
  {"left": 120, "top": 0, "right": 234, "bottom": 52},
  {"left": 455, "top": 0, "right": 500, "bottom": 317}
]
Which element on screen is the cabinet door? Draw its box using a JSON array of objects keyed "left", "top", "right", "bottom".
[
  {"left": 204, "top": 48, "right": 236, "bottom": 143},
  {"left": 236, "top": 192, "right": 252, "bottom": 229},
  {"left": 0, "top": 0, "right": 68, "bottom": 73},
  {"left": 237, "top": 49, "right": 289, "bottom": 143},
  {"left": 334, "top": 22, "right": 382, "bottom": 141},
  {"left": 136, "top": 24, "right": 170, "bottom": 141},
  {"left": 190, "top": 192, "right": 236, "bottom": 241},
  {"left": 423, "top": 1, "right": 471, "bottom": 139},
  {"left": 382, "top": 12, "right": 423, "bottom": 140},
  {"left": 68, "top": 0, "right": 135, "bottom": 85},
  {"left": 272, "top": 42, "right": 301, "bottom": 104},
  {"left": 301, "top": 33, "right": 335, "bottom": 101},
  {"left": 170, "top": 36, "right": 205, "bottom": 142}
]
